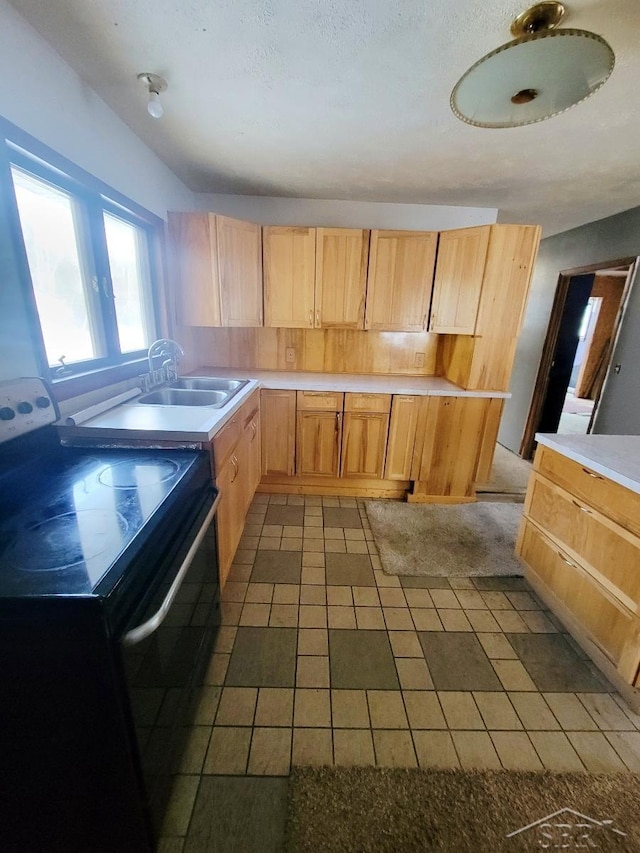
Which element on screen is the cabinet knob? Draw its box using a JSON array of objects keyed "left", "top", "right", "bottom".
[
  {"left": 308, "top": 309, "right": 313, "bottom": 327},
  {"left": 315, "top": 309, "right": 320, "bottom": 327}
]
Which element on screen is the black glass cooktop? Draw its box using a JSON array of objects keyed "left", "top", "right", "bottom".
[{"left": 0, "top": 447, "right": 208, "bottom": 599}]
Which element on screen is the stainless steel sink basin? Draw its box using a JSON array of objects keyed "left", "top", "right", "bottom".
[
  {"left": 169, "top": 377, "right": 248, "bottom": 393},
  {"left": 138, "top": 388, "right": 230, "bottom": 407}
]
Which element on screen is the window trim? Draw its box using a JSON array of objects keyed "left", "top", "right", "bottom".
[{"left": 0, "top": 116, "right": 166, "bottom": 390}]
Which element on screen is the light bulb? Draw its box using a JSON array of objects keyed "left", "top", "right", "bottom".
[{"left": 147, "top": 90, "right": 163, "bottom": 119}]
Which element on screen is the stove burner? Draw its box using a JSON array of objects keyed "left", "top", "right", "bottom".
[
  {"left": 9, "top": 510, "right": 129, "bottom": 572},
  {"left": 98, "top": 458, "right": 180, "bottom": 489}
]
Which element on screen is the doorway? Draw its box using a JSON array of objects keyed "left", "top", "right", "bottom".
[{"left": 520, "top": 257, "right": 636, "bottom": 460}]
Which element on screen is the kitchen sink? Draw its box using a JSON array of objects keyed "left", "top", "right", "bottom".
[
  {"left": 169, "top": 377, "right": 248, "bottom": 393},
  {"left": 138, "top": 388, "right": 230, "bottom": 407}
]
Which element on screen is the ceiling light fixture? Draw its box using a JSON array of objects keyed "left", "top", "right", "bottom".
[
  {"left": 137, "top": 72, "right": 167, "bottom": 119},
  {"left": 450, "top": 2, "right": 615, "bottom": 128}
]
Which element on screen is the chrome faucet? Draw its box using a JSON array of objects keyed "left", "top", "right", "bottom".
[{"left": 147, "top": 339, "right": 185, "bottom": 381}]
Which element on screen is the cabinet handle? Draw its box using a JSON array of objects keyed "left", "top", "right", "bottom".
[
  {"left": 316, "top": 309, "right": 320, "bottom": 326},
  {"left": 572, "top": 499, "right": 592, "bottom": 514},
  {"left": 251, "top": 421, "right": 257, "bottom": 441},
  {"left": 558, "top": 550, "right": 577, "bottom": 568},
  {"left": 231, "top": 455, "right": 239, "bottom": 482},
  {"left": 308, "top": 309, "right": 313, "bottom": 327},
  {"left": 582, "top": 467, "right": 604, "bottom": 480},
  {"left": 335, "top": 412, "right": 341, "bottom": 431}
]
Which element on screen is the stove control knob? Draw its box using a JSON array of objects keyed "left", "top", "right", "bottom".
[
  {"left": 17, "top": 401, "right": 33, "bottom": 414},
  {"left": 36, "top": 396, "right": 51, "bottom": 409},
  {"left": 0, "top": 406, "right": 15, "bottom": 420}
]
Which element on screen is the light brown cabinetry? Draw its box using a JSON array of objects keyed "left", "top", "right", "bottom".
[
  {"left": 365, "top": 230, "right": 438, "bottom": 331},
  {"left": 263, "top": 226, "right": 316, "bottom": 328},
  {"left": 315, "top": 228, "right": 369, "bottom": 329},
  {"left": 168, "top": 212, "right": 262, "bottom": 328},
  {"left": 260, "top": 389, "right": 296, "bottom": 476},
  {"left": 429, "top": 226, "right": 490, "bottom": 334},
  {"left": 517, "top": 445, "right": 640, "bottom": 707},
  {"left": 384, "top": 395, "right": 420, "bottom": 481},
  {"left": 296, "top": 391, "right": 343, "bottom": 477},
  {"left": 340, "top": 394, "right": 390, "bottom": 479}
]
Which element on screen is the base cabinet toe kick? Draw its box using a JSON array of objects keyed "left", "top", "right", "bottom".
[{"left": 516, "top": 441, "right": 640, "bottom": 712}]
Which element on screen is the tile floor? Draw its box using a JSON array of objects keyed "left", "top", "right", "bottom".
[{"left": 159, "top": 493, "right": 640, "bottom": 852}]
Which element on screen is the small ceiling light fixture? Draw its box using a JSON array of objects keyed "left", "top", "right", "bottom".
[
  {"left": 137, "top": 72, "right": 167, "bottom": 119},
  {"left": 450, "top": 2, "right": 615, "bottom": 128}
]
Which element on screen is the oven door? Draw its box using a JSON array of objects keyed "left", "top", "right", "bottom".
[{"left": 119, "top": 489, "right": 221, "bottom": 836}]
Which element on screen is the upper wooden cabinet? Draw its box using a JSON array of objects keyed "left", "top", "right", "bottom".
[
  {"left": 364, "top": 230, "right": 438, "bottom": 332},
  {"left": 168, "top": 212, "right": 262, "bottom": 328},
  {"left": 429, "top": 226, "right": 491, "bottom": 335},
  {"left": 263, "top": 226, "right": 316, "bottom": 328},
  {"left": 315, "top": 228, "right": 369, "bottom": 329}
]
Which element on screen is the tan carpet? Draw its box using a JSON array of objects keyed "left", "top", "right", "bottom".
[
  {"left": 365, "top": 500, "right": 523, "bottom": 577},
  {"left": 477, "top": 443, "right": 532, "bottom": 496},
  {"left": 286, "top": 767, "right": 640, "bottom": 853}
]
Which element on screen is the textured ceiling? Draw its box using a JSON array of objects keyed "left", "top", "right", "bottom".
[{"left": 8, "top": 0, "right": 640, "bottom": 235}]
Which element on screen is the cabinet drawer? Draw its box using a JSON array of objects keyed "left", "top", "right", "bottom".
[
  {"left": 535, "top": 445, "right": 640, "bottom": 539},
  {"left": 526, "top": 473, "right": 640, "bottom": 614},
  {"left": 296, "top": 391, "right": 344, "bottom": 411},
  {"left": 518, "top": 519, "right": 640, "bottom": 682},
  {"left": 344, "top": 393, "right": 391, "bottom": 413},
  {"left": 212, "top": 389, "right": 260, "bottom": 470}
]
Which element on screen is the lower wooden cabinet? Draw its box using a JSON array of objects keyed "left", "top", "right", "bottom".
[
  {"left": 340, "top": 395, "right": 391, "bottom": 479},
  {"left": 297, "top": 410, "right": 342, "bottom": 477},
  {"left": 261, "top": 390, "right": 296, "bottom": 476},
  {"left": 384, "top": 395, "right": 420, "bottom": 481}
]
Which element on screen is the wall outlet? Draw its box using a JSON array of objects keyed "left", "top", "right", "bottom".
[
  {"left": 414, "top": 352, "right": 425, "bottom": 368},
  {"left": 286, "top": 347, "right": 296, "bottom": 363}
]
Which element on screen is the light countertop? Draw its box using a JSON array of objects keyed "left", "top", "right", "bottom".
[{"left": 535, "top": 433, "right": 640, "bottom": 496}]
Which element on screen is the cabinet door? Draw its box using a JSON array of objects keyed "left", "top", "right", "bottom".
[
  {"left": 364, "top": 230, "right": 437, "bottom": 332},
  {"left": 247, "top": 408, "right": 262, "bottom": 497},
  {"left": 315, "top": 228, "right": 369, "bottom": 329},
  {"left": 261, "top": 390, "right": 296, "bottom": 476},
  {"left": 428, "top": 226, "right": 490, "bottom": 334},
  {"left": 340, "top": 412, "right": 389, "bottom": 479},
  {"left": 216, "top": 216, "right": 263, "bottom": 327},
  {"left": 297, "top": 411, "right": 342, "bottom": 477},
  {"left": 215, "top": 454, "right": 244, "bottom": 587},
  {"left": 167, "top": 212, "right": 221, "bottom": 326},
  {"left": 384, "top": 395, "right": 420, "bottom": 481},
  {"left": 263, "top": 226, "right": 316, "bottom": 328}
]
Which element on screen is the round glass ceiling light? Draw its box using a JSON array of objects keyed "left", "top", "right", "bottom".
[{"left": 450, "top": 3, "right": 615, "bottom": 128}]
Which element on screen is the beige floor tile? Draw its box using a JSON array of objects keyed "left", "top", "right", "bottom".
[
  {"left": 204, "top": 653, "right": 230, "bottom": 685},
  {"left": 477, "top": 633, "right": 518, "bottom": 659},
  {"left": 352, "top": 586, "right": 380, "bottom": 607},
  {"left": 403, "top": 589, "right": 434, "bottom": 608},
  {"left": 302, "top": 551, "right": 326, "bottom": 567},
  {"left": 481, "top": 592, "right": 513, "bottom": 610},
  {"left": 255, "top": 688, "right": 294, "bottom": 727},
  {"left": 396, "top": 658, "right": 433, "bottom": 690},
  {"left": 300, "top": 585, "right": 327, "bottom": 605},
  {"left": 243, "top": 586, "right": 274, "bottom": 607},
  {"left": 292, "top": 728, "right": 333, "bottom": 767},
  {"left": 324, "top": 527, "right": 345, "bottom": 540},
  {"left": 413, "top": 731, "right": 460, "bottom": 768},
  {"left": 262, "top": 525, "right": 283, "bottom": 537},
  {"left": 451, "top": 731, "right": 501, "bottom": 769},
  {"left": 506, "top": 592, "right": 542, "bottom": 610},
  {"left": 325, "top": 540, "right": 347, "bottom": 553},
  {"left": 294, "top": 688, "right": 332, "bottom": 727},
  {"left": 239, "top": 602, "right": 271, "bottom": 627},
  {"left": 231, "top": 556, "right": 256, "bottom": 574},
  {"left": 299, "top": 605, "right": 327, "bottom": 628},
  {"left": 297, "top": 628, "right": 329, "bottom": 656},
  {"left": 613, "top": 695, "right": 640, "bottom": 729},
  {"left": 221, "top": 582, "right": 248, "bottom": 603},
  {"left": 520, "top": 610, "right": 557, "bottom": 633},
  {"left": 241, "top": 522, "right": 263, "bottom": 538},
  {"left": 215, "top": 687, "right": 258, "bottom": 726},
  {"left": 347, "top": 542, "right": 370, "bottom": 555},
  {"left": 370, "top": 556, "right": 383, "bottom": 570},
  {"left": 281, "top": 537, "right": 303, "bottom": 551},
  {"left": 304, "top": 526, "right": 324, "bottom": 540},
  {"left": 304, "top": 506, "right": 323, "bottom": 516},
  {"left": 322, "top": 497, "right": 340, "bottom": 506},
  {"left": 239, "top": 536, "right": 260, "bottom": 550},
  {"left": 430, "top": 589, "right": 461, "bottom": 609},
  {"left": 326, "top": 585, "right": 353, "bottom": 606},
  {"left": 303, "top": 539, "right": 326, "bottom": 553},
  {"left": 566, "top": 731, "right": 628, "bottom": 771},
  {"left": 345, "top": 529, "right": 366, "bottom": 541},
  {"left": 367, "top": 544, "right": 379, "bottom": 557},
  {"left": 176, "top": 726, "right": 212, "bottom": 774},
  {"left": 269, "top": 603, "right": 299, "bottom": 627},
  {"left": 543, "top": 693, "right": 599, "bottom": 730},
  {"left": 403, "top": 691, "right": 447, "bottom": 729},
  {"left": 410, "top": 609, "right": 444, "bottom": 631},
  {"left": 203, "top": 727, "right": 251, "bottom": 774},
  {"left": 258, "top": 537, "right": 281, "bottom": 551},
  {"left": 449, "top": 578, "right": 475, "bottom": 590},
  {"left": 304, "top": 515, "right": 324, "bottom": 527},
  {"left": 374, "top": 571, "right": 400, "bottom": 588},
  {"left": 529, "top": 731, "right": 585, "bottom": 771},
  {"left": 466, "top": 611, "right": 502, "bottom": 633},
  {"left": 333, "top": 729, "right": 375, "bottom": 766},
  {"left": 388, "top": 631, "right": 424, "bottom": 658},
  {"left": 355, "top": 607, "right": 386, "bottom": 630},
  {"left": 439, "top": 610, "right": 473, "bottom": 632},
  {"left": 373, "top": 730, "right": 417, "bottom": 767},
  {"left": 454, "top": 590, "right": 487, "bottom": 610},
  {"left": 490, "top": 731, "right": 543, "bottom": 770},
  {"left": 247, "top": 727, "right": 292, "bottom": 775},
  {"left": 473, "top": 692, "right": 522, "bottom": 730},
  {"left": 191, "top": 685, "right": 222, "bottom": 725},
  {"left": 213, "top": 626, "right": 237, "bottom": 655},
  {"left": 296, "top": 655, "right": 330, "bottom": 688},
  {"left": 283, "top": 525, "right": 304, "bottom": 537},
  {"left": 220, "top": 603, "right": 242, "bottom": 626},
  {"left": 491, "top": 660, "right": 537, "bottom": 691},
  {"left": 332, "top": 689, "right": 370, "bottom": 728},
  {"left": 492, "top": 610, "right": 529, "bottom": 632},
  {"left": 301, "top": 566, "right": 326, "bottom": 585},
  {"left": 378, "top": 588, "right": 408, "bottom": 608},
  {"left": 577, "top": 693, "right": 637, "bottom": 731},
  {"left": 161, "top": 775, "right": 200, "bottom": 836},
  {"left": 438, "top": 692, "right": 484, "bottom": 729},
  {"left": 383, "top": 607, "right": 414, "bottom": 631},
  {"left": 605, "top": 731, "right": 640, "bottom": 771},
  {"left": 367, "top": 691, "right": 409, "bottom": 728},
  {"left": 508, "top": 692, "right": 560, "bottom": 730},
  {"left": 267, "top": 495, "right": 287, "bottom": 505},
  {"left": 328, "top": 605, "right": 357, "bottom": 629}
]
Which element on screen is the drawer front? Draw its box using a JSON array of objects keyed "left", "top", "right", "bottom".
[
  {"left": 344, "top": 393, "right": 392, "bottom": 414},
  {"left": 518, "top": 519, "right": 640, "bottom": 681},
  {"left": 213, "top": 389, "right": 260, "bottom": 470},
  {"left": 535, "top": 445, "right": 640, "bottom": 539},
  {"left": 296, "top": 390, "right": 344, "bottom": 411},
  {"left": 526, "top": 473, "right": 640, "bottom": 613}
]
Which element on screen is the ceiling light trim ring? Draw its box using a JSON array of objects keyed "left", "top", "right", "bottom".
[{"left": 450, "top": 28, "right": 615, "bottom": 129}]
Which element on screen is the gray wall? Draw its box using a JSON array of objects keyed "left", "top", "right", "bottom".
[{"left": 499, "top": 207, "right": 640, "bottom": 451}]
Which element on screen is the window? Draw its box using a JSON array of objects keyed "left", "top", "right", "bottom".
[{"left": 7, "top": 149, "right": 159, "bottom": 378}]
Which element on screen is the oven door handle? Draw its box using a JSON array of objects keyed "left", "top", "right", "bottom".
[{"left": 122, "top": 491, "right": 221, "bottom": 647}]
